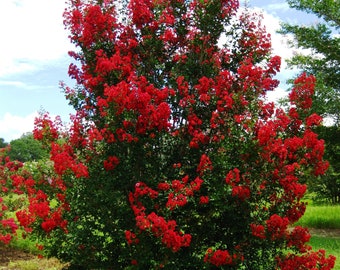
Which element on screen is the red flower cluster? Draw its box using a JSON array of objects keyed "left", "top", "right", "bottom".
[
  {"left": 16, "top": 193, "right": 68, "bottom": 234},
  {"left": 204, "top": 248, "right": 241, "bottom": 267},
  {"left": 199, "top": 196, "right": 209, "bottom": 205},
  {"left": 250, "top": 223, "right": 266, "bottom": 239},
  {"left": 0, "top": 147, "right": 71, "bottom": 241},
  {"left": 226, "top": 168, "right": 251, "bottom": 201},
  {"left": 197, "top": 154, "right": 213, "bottom": 175},
  {"left": 129, "top": 182, "right": 191, "bottom": 252},
  {"left": 125, "top": 230, "right": 139, "bottom": 245},
  {"left": 289, "top": 73, "right": 316, "bottom": 111},
  {"left": 33, "top": 113, "right": 60, "bottom": 142},
  {"left": 277, "top": 250, "right": 336, "bottom": 270},
  {"left": 266, "top": 214, "right": 289, "bottom": 240},
  {"left": 0, "top": 218, "right": 18, "bottom": 244},
  {"left": 50, "top": 142, "right": 89, "bottom": 178},
  {"left": 103, "top": 155, "right": 120, "bottom": 171},
  {"left": 231, "top": 185, "right": 251, "bottom": 201},
  {"left": 286, "top": 226, "right": 311, "bottom": 253}
]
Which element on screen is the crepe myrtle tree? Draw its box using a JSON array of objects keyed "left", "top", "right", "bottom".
[{"left": 9, "top": 0, "right": 335, "bottom": 269}]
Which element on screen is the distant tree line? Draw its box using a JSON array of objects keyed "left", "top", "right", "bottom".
[{"left": 0, "top": 133, "right": 48, "bottom": 163}]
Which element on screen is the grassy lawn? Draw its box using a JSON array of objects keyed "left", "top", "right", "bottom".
[{"left": 295, "top": 204, "right": 340, "bottom": 229}]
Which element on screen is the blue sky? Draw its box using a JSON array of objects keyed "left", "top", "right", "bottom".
[{"left": 0, "top": 0, "right": 319, "bottom": 142}]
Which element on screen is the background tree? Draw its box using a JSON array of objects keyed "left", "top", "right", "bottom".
[
  {"left": 280, "top": 0, "right": 340, "bottom": 124},
  {"left": 9, "top": 0, "right": 335, "bottom": 269},
  {"left": 0, "top": 138, "right": 8, "bottom": 149},
  {"left": 310, "top": 125, "right": 340, "bottom": 204},
  {"left": 280, "top": 0, "right": 340, "bottom": 204},
  {"left": 8, "top": 133, "right": 49, "bottom": 162}
]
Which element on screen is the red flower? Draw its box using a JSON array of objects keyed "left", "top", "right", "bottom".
[
  {"left": 197, "top": 154, "right": 213, "bottom": 175},
  {"left": 30, "top": 201, "right": 50, "bottom": 219},
  {"left": 129, "top": 0, "right": 154, "bottom": 28},
  {"left": 204, "top": 249, "right": 233, "bottom": 267},
  {"left": 166, "top": 193, "right": 188, "bottom": 210},
  {"left": 103, "top": 156, "right": 120, "bottom": 171},
  {"left": 250, "top": 223, "right": 266, "bottom": 239},
  {"left": 157, "top": 182, "right": 170, "bottom": 191},
  {"left": 125, "top": 230, "right": 139, "bottom": 245},
  {"left": 289, "top": 73, "right": 315, "bottom": 110},
  {"left": 0, "top": 234, "right": 11, "bottom": 245},
  {"left": 190, "top": 177, "right": 203, "bottom": 191},
  {"left": 306, "top": 113, "right": 322, "bottom": 127},
  {"left": 266, "top": 214, "right": 289, "bottom": 240},
  {"left": 41, "top": 218, "right": 57, "bottom": 233},
  {"left": 231, "top": 185, "right": 251, "bottom": 201},
  {"left": 171, "top": 180, "right": 184, "bottom": 192},
  {"left": 286, "top": 226, "right": 311, "bottom": 252},
  {"left": 225, "top": 168, "right": 240, "bottom": 186},
  {"left": 16, "top": 210, "right": 35, "bottom": 228},
  {"left": 199, "top": 196, "right": 209, "bottom": 205},
  {"left": 277, "top": 250, "right": 335, "bottom": 270}
]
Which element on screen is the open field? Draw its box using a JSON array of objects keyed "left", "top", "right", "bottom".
[{"left": 295, "top": 204, "right": 340, "bottom": 229}]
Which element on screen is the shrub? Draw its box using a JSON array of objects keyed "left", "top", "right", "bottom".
[{"left": 4, "top": 0, "right": 336, "bottom": 269}]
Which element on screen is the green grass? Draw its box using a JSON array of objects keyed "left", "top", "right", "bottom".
[
  {"left": 295, "top": 204, "right": 340, "bottom": 229},
  {"left": 310, "top": 235, "right": 340, "bottom": 270}
]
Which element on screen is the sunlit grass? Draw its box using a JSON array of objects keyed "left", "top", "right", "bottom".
[
  {"left": 295, "top": 204, "right": 340, "bottom": 229},
  {"left": 7, "top": 257, "right": 67, "bottom": 270}
]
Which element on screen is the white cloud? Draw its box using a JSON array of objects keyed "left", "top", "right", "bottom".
[
  {"left": 0, "top": 0, "right": 72, "bottom": 77},
  {"left": 266, "top": 86, "right": 288, "bottom": 103},
  {"left": 0, "top": 79, "right": 56, "bottom": 91},
  {"left": 263, "top": 3, "right": 290, "bottom": 13},
  {"left": 0, "top": 112, "right": 38, "bottom": 142}
]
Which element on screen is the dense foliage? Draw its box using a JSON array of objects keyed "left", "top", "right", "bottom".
[{"left": 0, "top": 0, "right": 336, "bottom": 269}]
